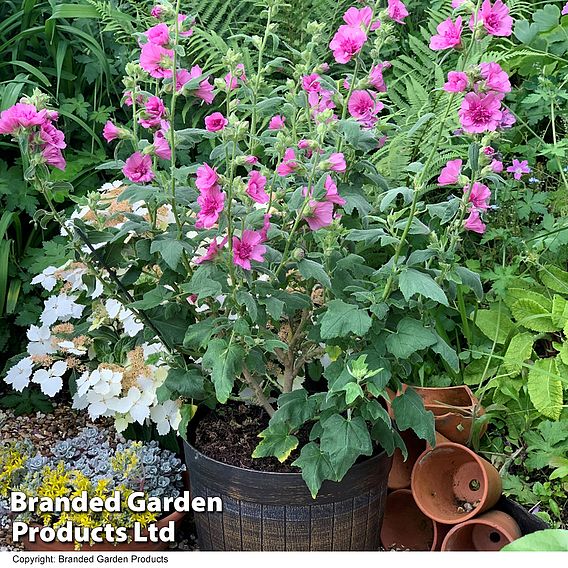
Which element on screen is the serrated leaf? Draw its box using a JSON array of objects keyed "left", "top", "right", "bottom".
[
  {"left": 186, "top": 265, "right": 223, "bottom": 300},
  {"left": 253, "top": 422, "right": 299, "bottom": 463},
  {"left": 474, "top": 307, "right": 515, "bottom": 344},
  {"left": 527, "top": 358, "right": 563, "bottom": 420},
  {"left": 270, "top": 390, "right": 318, "bottom": 430},
  {"left": 164, "top": 367, "right": 206, "bottom": 399},
  {"left": 503, "top": 332, "right": 534, "bottom": 375},
  {"left": 399, "top": 269, "right": 449, "bottom": 306},
  {"left": 552, "top": 295, "right": 568, "bottom": 328},
  {"left": 320, "top": 414, "right": 372, "bottom": 480},
  {"left": 392, "top": 389, "right": 436, "bottom": 447},
  {"left": 511, "top": 298, "right": 556, "bottom": 332},
  {"left": 540, "top": 265, "right": 568, "bottom": 295},
  {"left": 202, "top": 338, "right": 244, "bottom": 403},
  {"left": 150, "top": 238, "right": 185, "bottom": 270},
  {"left": 319, "top": 300, "right": 372, "bottom": 339},
  {"left": 291, "top": 442, "right": 335, "bottom": 498},
  {"left": 297, "top": 259, "right": 331, "bottom": 288},
  {"left": 385, "top": 318, "right": 437, "bottom": 359},
  {"left": 342, "top": 382, "right": 365, "bottom": 404},
  {"left": 559, "top": 342, "right": 568, "bottom": 366}
]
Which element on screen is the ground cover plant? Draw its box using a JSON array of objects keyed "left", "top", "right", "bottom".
[{"left": 0, "top": 0, "right": 566, "bottom": 526}]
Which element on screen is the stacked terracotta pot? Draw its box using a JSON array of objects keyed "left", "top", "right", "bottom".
[{"left": 380, "top": 386, "right": 522, "bottom": 552}]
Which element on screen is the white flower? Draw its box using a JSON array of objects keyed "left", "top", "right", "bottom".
[
  {"left": 27, "top": 325, "right": 56, "bottom": 356},
  {"left": 150, "top": 400, "right": 182, "bottom": 435},
  {"left": 83, "top": 368, "right": 124, "bottom": 419},
  {"left": 4, "top": 357, "right": 34, "bottom": 391},
  {"left": 41, "top": 294, "right": 84, "bottom": 326},
  {"left": 104, "top": 299, "right": 143, "bottom": 337},
  {"left": 57, "top": 340, "right": 86, "bottom": 356},
  {"left": 99, "top": 180, "right": 123, "bottom": 192},
  {"left": 31, "top": 266, "right": 58, "bottom": 292},
  {"left": 32, "top": 360, "right": 67, "bottom": 397}
]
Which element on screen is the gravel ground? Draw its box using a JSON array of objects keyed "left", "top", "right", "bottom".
[{"left": 0, "top": 403, "right": 198, "bottom": 552}]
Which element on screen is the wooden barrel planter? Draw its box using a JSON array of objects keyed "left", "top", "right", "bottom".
[{"left": 183, "top": 440, "right": 392, "bottom": 551}]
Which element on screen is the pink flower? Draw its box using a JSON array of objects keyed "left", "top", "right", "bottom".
[
  {"left": 444, "top": 71, "right": 469, "bottom": 92},
  {"left": 465, "top": 182, "right": 491, "bottom": 210},
  {"left": 150, "top": 5, "right": 163, "bottom": 18},
  {"left": 438, "top": 159, "right": 462, "bottom": 185},
  {"left": 430, "top": 17, "right": 462, "bottom": 50},
  {"left": 0, "top": 103, "right": 47, "bottom": 135},
  {"left": 260, "top": 214, "right": 271, "bottom": 242},
  {"left": 324, "top": 175, "right": 346, "bottom": 206},
  {"left": 123, "top": 152, "right": 155, "bottom": 183},
  {"left": 499, "top": 108, "right": 516, "bottom": 129},
  {"left": 474, "top": 0, "right": 513, "bottom": 37},
  {"left": 490, "top": 159, "right": 503, "bottom": 172},
  {"left": 479, "top": 62, "right": 511, "bottom": 93},
  {"left": 302, "top": 74, "right": 321, "bottom": 93},
  {"left": 194, "top": 236, "right": 228, "bottom": 264},
  {"left": 348, "top": 90, "right": 383, "bottom": 128},
  {"left": 196, "top": 187, "right": 225, "bottom": 229},
  {"left": 464, "top": 209, "right": 486, "bottom": 234},
  {"left": 205, "top": 112, "right": 228, "bottom": 132},
  {"left": 145, "top": 23, "right": 170, "bottom": 46},
  {"left": 196, "top": 163, "right": 219, "bottom": 192},
  {"left": 484, "top": 146, "right": 495, "bottom": 156},
  {"left": 41, "top": 144, "right": 66, "bottom": 171},
  {"left": 177, "top": 14, "right": 194, "bottom": 37},
  {"left": 123, "top": 91, "right": 143, "bottom": 107},
  {"left": 304, "top": 200, "right": 334, "bottom": 231},
  {"left": 329, "top": 25, "right": 367, "bottom": 64},
  {"left": 369, "top": 63, "right": 389, "bottom": 92},
  {"left": 276, "top": 148, "right": 298, "bottom": 176},
  {"left": 563, "top": 2, "right": 568, "bottom": 16},
  {"left": 388, "top": 0, "right": 409, "bottom": 24},
  {"left": 232, "top": 230, "right": 267, "bottom": 270},
  {"left": 247, "top": 171, "right": 269, "bottom": 204},
  {"left": 39, "top": 122, "right": 66, "bottom": 149},
  {"left": 177, "top": 66, "right": 215, "bottom": 104},
  {"left": 458, "top": 92, "right": 503, "bottom": 133},
  {"left": 343, "top": 7, "right": 380, "bottom": 31},
  {"left": 152, "top": 130, "right": 171, "bottom": 160},
  {"left": 269, "top": 115, "right": 286, "bottom": 130},
  {"left": 139, "top": 96, "right": 166, "bottom": 129},
  {"left": 452, "top": 0, "right": 467, "bottom": 7},
  {"left": 225, "top": 64, "right": 246, "bottom": 91},
  {"left": 327, "top": 153, "right": 347, "bottom": 173},
  {"left": 139, "top": 42, "right": 174, "bottom": 78},
  {"left": 244, "top": 155, "right": 258, "bottom": 165},
  {"left": 103, "top": 120, "right": 121, "bottom": 142},
  {"left": 308, "top": 89, "right": 337, "bottom": 121},
  {"left": 507, "top": 159, "right": 531, "bottom": 180}
]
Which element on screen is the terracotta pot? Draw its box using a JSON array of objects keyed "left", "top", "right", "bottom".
[
  {"left": 441, "top": 511, "right": 522, "bottom": 551},
  {"left": 387, "top": 429, "right": 428, "bottom": 490},
  {"left": 22, "top": 509, "right": 185, "bottom": 551},
  {"left": 413, "top": 386, "right": 487, "bottom": 445},
  {"left": 380, "top": 489, "right": 438, "bottom": 551},
  {"left": 411, "top": 442, "right": 502, "bottom": 524}
]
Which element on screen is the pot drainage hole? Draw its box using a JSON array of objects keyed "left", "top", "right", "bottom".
[{"left": 489, "top": 532, "right": 501, "bottom": 543}]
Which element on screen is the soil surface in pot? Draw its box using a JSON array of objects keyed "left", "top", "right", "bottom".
[{"left": 194, "top": 402, "right": 306, "bottom": 473}]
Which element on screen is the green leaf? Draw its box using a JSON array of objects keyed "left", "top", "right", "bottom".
[
  {"left": 183, "top": 318, "right": 220, "bottom": 350},
  {"left": 527, "top": 358, "right": 563, "bottom": 420},
  {"left": 342, "top": 382, "right": 365, "bottom": 404},
  {"left": 164, "top": 367, "right": 206, "bottom": 399},
  {"left": 178, "top": 403, "right": 198, "bottom": 441},
  {"left": 319, "top": 300, "right": 372, "bottom": 339},
  {"left": 511, "top": 298, "right": 556, "bottom": 332},
  {"left": 130, "top": 286, "right": 172, "bottom": 310},
  {"left": 252, "top": 422, "right": 299, "bottom": 463},
  {"left": 202, "top": 338, "right": 244, "bottom": 403},
  {"left": 292, "top": 442, "right": 335, "bottom": 498},
  {"left": 399, "top": 268, "right": 449, "bottom": 306},
  {"left": 150, "top": 239, "right": 185, "bottom": 271},
  {"left": 186, "top": 265, "right": 223, "bottom": 300},
  {"left": 503, "top": 332, "right": 534, "bottom": 375},
  {"left": 236, "top": 290, "right": 258, "bottom": 321},
  {"left": 385, "top": 318, "right": 437, "bottom": 359},
  {"left": 298, "top": 259, "right": 331, "bottom": 289},
  {"left": 474, "top": 307, "right": 515, "bottom": 344},
  {"left": 270, "top": 390, "right": 318, "bottom": 430},
  {"left": 392, "top": 389, "right": 436, "bottom": 447},
  {"left": 454, "top": 266, "right": 483, "bottom": 300},
  {"left": 431, "top": 333, "right": 459, "bottom": 373},
  {"left": 552, "top": 295, "right": 568, "bottom": 328},
  {"left": 320, "top": 414, "right": 372, "bottom": 480},
  {"left": 540, "top": 265, "right": 568, "bottom": 294},
  {"left": 503, "top": 530, "right": 568, "bottom": 552}
]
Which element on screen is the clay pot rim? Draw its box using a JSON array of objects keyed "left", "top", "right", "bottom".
[
  {"left": 440, "top": 512, "right": 520, "bottom": 551},
  {"left": 382, "top": 488, "right": 438, "bottom": 552},
  {"left": 411, "top": 442, "right": 491, "bottom": 524}
]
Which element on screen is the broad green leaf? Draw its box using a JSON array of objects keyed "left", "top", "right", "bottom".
[
  {"left": 320, "top": 414, "right": 372, "bottom": 480},
  {"left": 385, "top": 318, "right": 437, "bottom": 359},
  {"left": 270, "top": 390, "right": 318, "bottom": 430},
  {"left": 183, "top": 318, "right": 220, "bottom": 350},
  {"left": 503, "top": 529, "right": 568, "bottom": 552},
  {"left": 236, "top": 290, "right": 258, "bottom": 321},
  {"left": 503, "top": 332, "right": 534, "bottom": 375},
  {"left": 297, "top": 259, "right": 331, "bottom": 289},
  {"left": 150, "top": 239, "right": 185, "bottom": 271},
  {"left": 506, "top": 288, "right": 552, "bottom": 311},
  {"left": 252, "top": 423, "right": 299, "bottom": 463},
  {"left": 511, "top": 298, "right": 556, "bottom": 332},
  {"left": 292, "top": 442, "right": 335, "bottom": 498},
  {"left": 552, "top": 295, "right": 568, "bottom": 328},
  {"left": 454, "top": 266, "right": 483, "bottom": 300},
  {"left": 371, "top": 420, "right": 407, "bottom": 458},
  {"left": 130, "top": 286, "right": 172, "bottom": 310},
  {"left": 474, "top": 307, "right": 514, "bottom": 344},
  {"left": 399, "top": 269, "right": 449, "bottom": 306},
  {"left": 342, "top": 382, "right": 365, "bottom": 404},
  {"left": 319, "top": 300, "right": 372, "bottom": 339},
  {"left": 202, "top": 339, "right": 244, "bottom": 403},
  {"left": 431, "top": 333, "right": 459, "bottom": 373},
  {"left": 392, "top": 389, "right": 436, "bottom": 447},
  {"left": 186, "top": 265, "right": 223, "bottom": 300},
  {"left": 527, "top": 358, "right": 563, "bottom": 420},
  {"left": 540, "top": 265, "right": 568, "bottom": 295},
  {"left": 164, "top": 367, "right": 206, "bottom": 399},
  {"left": 178, "top": 403, "right": 198, "bottom": 441},
  {"left": 560, "top": 342, "right": 568, "bottom": 366}
]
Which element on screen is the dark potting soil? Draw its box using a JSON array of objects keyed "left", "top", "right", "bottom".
[{"left": 193, "top": 402, "right": 307, "bottom": 473}]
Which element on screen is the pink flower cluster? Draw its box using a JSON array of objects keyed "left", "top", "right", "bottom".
[
  {"left": 329, "top": 7, "right": 380, "bottom": 64},
  {"left": 195, "top": 164, "right": 226, "bottom": 229},
  {"left": 0, "top": 103, "right": 66, "bottom": 170},
  {"left": 303, "top": 175, "right": 346, "bottom": 231},
  {"left": 301, "top": 73, "right": 337, "bottom": 123}
]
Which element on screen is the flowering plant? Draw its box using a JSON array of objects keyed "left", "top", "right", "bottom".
[{"left": 1, "top": 0, "right": 527, "bottom": 496}]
